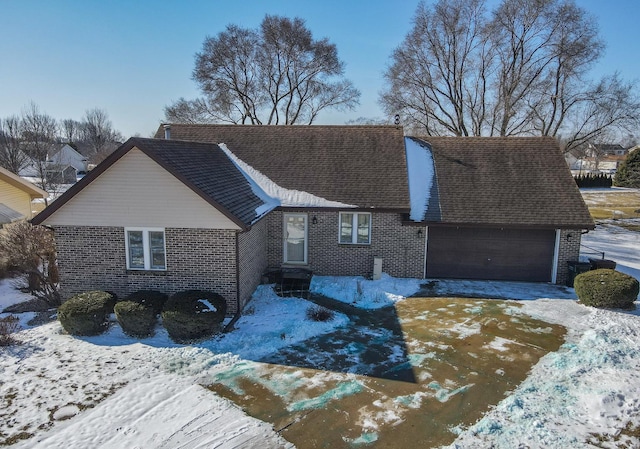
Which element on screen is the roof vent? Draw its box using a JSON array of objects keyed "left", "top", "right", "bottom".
[{"left": 163, "top": 124, "right": 171, "bottom": 139}]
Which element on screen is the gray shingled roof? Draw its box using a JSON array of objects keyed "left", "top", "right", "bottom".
[
  {"left": 414, "top": 136, "right": 594, "bottom": 228},
  {"left": 0, "top": 203, "right": 24, "bottom": 224},
  {"left": 33, "top": 138, "right": 268, "bottom": 228},
  {"left": 155, "top": 124, "right": 410, "bottom": 210}
]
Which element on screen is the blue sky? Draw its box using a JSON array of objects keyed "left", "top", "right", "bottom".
[{"left": 1, "top": 0, "right": 638, "bottom": 138}]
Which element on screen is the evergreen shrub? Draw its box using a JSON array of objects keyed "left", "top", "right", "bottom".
[
  {"left": 161, "top": 290, "right": 227, "bottom": 343},
  {"left": 114, "top": 300, "right": 157, "bottom": 338},
  {"left": 574, "top": 173, "right": 613, "bottom": 188},
  {"left": 58, "top": 291, "right": 116, "bottom": 336},
  {"left": 125, "top": 290, "right": 168, "bottom": 315},
  {"left": 574, "top": 269, "right": 639, "bottom": 309}
]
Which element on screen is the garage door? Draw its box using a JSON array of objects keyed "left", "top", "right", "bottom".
[{"left": 426, "top": 227, "right": 556, "bottom": 282}]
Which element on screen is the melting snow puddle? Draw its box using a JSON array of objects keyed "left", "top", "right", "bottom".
[
  {"left": 484, "top": 336, "right": 519, "bottom": 352},
  {"left": 287, "top": 380, "right": 364, "bottom": 412}
]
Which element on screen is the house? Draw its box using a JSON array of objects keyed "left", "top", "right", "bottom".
[
  {"left": 48, "top": 144, "right": 89, "bottom": 174},
  {"left": 0, "top": 166, "right": 49, "bottom": 224},
  {"left": 32, "top": 125, "right": 594, "bottom": 313},
  {"left": 46, "top": 164, "right": 78, "bottom": 184},
  {"left": 576, "top": 143, "right": 630, "bottom": 175}
]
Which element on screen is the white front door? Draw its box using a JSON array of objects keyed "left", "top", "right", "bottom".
[{"left": 284, "top": 213, "right": 307, "bottom": 264}]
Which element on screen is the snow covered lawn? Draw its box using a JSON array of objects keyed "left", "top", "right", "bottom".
[
  {"left": 1, "top": 222, "right": 639, "bottom": 448},
  {"left": 1, "top": 286, "right": 346, "bottom": 448}
]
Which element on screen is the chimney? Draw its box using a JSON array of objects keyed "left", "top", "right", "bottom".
[{"left": 163, "top": 124, "right": 171, "bottom": 139}]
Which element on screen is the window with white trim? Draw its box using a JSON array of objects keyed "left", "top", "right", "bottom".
[
  {"left": 339, "top": 212, "right": 371, "bottom": 244},
  {"left": 125, "top": 228, "right": 166, "bottom": 270}
]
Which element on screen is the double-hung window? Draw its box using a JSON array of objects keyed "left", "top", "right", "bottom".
[
  {"left": 339, "top": 212, "right": 371, "bottom": 244},
  {"left": 125, "top": 228, "right": 166, "bottom": 270}
]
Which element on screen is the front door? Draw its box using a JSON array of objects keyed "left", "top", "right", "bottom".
[{"left": 283, "top": 213, "right": 308, "bottom": 264}]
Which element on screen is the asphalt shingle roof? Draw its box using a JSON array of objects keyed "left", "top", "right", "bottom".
[
  {"left": 154, "top": 124, "right": 410, "bottom": 210},
  {"left": 414, "top": 136, "right": 594, "bottom": 228},
  {"left": 132, "top": 138, "right": 267, "bottom": 227},
  {"left": 33, "top": 138, "right": 267, "bottom": 228}
]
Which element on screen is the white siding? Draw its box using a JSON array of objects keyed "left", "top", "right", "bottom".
[
  {"left": 44, "top": 148, "right": 241, "bottom": 229},
  {"left": 0, "top": 180, "right": 33, "bottom": 218}
]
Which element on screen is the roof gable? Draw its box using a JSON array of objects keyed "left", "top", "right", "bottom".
[
  {"left": 414, "top": 136, "right": 594, "bottom": 228},
  {"left": 0, "top": 166, "right": 48, "bottom": 199},
  {"left": 33, "top": 138, "right": 268, "bottom": 229},
  {"left": 155, "top": 124, "right": 410, "bottom": 210}
]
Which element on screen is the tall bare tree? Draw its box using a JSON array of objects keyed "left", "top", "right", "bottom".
[
  {"left": 20, "top": 103, "right": 59, "bottom": 196},
  {"left": 61, "top": 118, "right": 82, "bottom": 144},
  {"left": 381, "top": 0, "right": 640, "bottom": 150},
  {"left": 166, "top": 15, "right": 360, "bottom": 125},
  {"left": 78, "top": 108, "right": 122, "bottom": 164},
  {"left": 381, "top": 0, "right": 491, "bottom": 136},
  {"left": 0, "top": 116, "right": 29, "bottom": 174}
]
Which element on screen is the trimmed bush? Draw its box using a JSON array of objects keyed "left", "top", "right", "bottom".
[
  {"left": 124, "top": 290, "right": 168, "bottom": 315},
  {"left": 574, "top": 269, "right": 639, "bottom": 309},
  {"left": 161, "top": 290, "right": 227, "bottom": 343},
  {"left": 114, "top": 301, "right": 157, "bottom": 338},
  {"left": 58, "top": 291, "right": 116, "bottom": 336}
]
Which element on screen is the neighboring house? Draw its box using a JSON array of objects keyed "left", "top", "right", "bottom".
[
  {"left": 19, "top": 143, "right": 87, "bottom": 182},
  {"left": 588, "top": 144, "right": 627, "bottom": 157},
  {"left": 0, "top": 166, "right": 49, "bottom": 224},
  {"left": 33, "top": 125, "right": 594, "bottom": 314},
  {"left": 46, "top": 164, "right": 77, "bottom": 184},
  {"left": 575, "top": 143, "right": 629, "bottom": 175},
  {"left": 48, "top": 144, "right": 89, "bottom": 174}
]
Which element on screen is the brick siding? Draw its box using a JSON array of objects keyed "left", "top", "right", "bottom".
[
  {"left": 266, "top": 210, "right": 425, "bottom": 279},
  {"left": 556, "top": 229, "right": 583, "bottom": 286},
  {"left": 53, "top": 226, "right": 240, "bottom": 314},
  {"left": 237, "top": 218, "right": 268, "bottom": 310}
]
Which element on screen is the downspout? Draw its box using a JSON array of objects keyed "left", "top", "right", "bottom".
[
  {"left": 423, "top": 226, "right": 429, "bottom": 278},
  {"left": 225, "top": 230, "right": 243, "bottom": 332},
  {"left": 551, "top": 229, "right": 561, "bottom": 284}
]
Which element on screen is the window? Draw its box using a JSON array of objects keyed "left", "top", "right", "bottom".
[
  {"left": 339, "top": 212, "right": 371, "bottom": 244},
  {"left": 125, "top": 228, "right": 166, "bottom": 270}
]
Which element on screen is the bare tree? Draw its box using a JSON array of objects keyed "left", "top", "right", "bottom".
[
  {"left": 80, "top": 108, "right": 122, "bottom": 156},
  {"left": 381, "top": 0, "right": 640, "bottom": 147},
  {"left": 75, "top": 108, "right": 123, "bottom": 165},
  {"left": 0, "top": 116, "right": 29, "bottom": 174},
  {"left": 381, "top": 0, "right": 491, "bottom": 136},
  {"left": 61, "top": 118, "right": 82, "bottom": 143},
  {"left": 20, "top": 103, "right": 59, "bottom": 197},
  {"left": 0, "top": 220, "right": 60, "bottom": 307},
  {"left": 166, "top": 15, "right": 360, "bottom": 125}
]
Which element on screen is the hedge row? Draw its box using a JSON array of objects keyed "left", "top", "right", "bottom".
[
  {"left": 574, "top": 173, "right": 613, "bottom": 188},
  {"left": 58, "top": 289, "right": 226, "bottom": 342}
]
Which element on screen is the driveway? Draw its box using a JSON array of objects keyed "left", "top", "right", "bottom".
[{"left": 208, "top": 293, "right": 566, "bottom": 448}]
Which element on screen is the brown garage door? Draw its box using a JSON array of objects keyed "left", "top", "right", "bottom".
[{"left": 426, "top": 227, "right": 556, "bottom": 282}]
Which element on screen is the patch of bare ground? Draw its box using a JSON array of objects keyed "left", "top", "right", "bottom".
[{"left": 207, "top": 298, "right": 565, "bottom": 448}]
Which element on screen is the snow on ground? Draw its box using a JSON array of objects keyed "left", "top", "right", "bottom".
[
  {"left": 0, "top": 276, "right": 33, "bottom": 311},
  {"left": 310, "top": 273, "right": 424, "bottom": 309},
  {"left": 581, "top": 219, "right": 640, "bottom": 282},
  {"left": 444, "top": 222, "right": 640, "bottom": 448},
  {"left": 2, "top": 224, "right": 640, "bottom": 448},
  {"left": 2, "top": 286, "right": 344, "bottom": 449}
]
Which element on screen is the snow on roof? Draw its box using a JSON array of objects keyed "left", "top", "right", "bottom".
[
  {"left": 405, "top": 137, "right": 435, "bottom": 221},
  {"left": 218, "top": 143, "right": 356, "bottom": 216}
]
